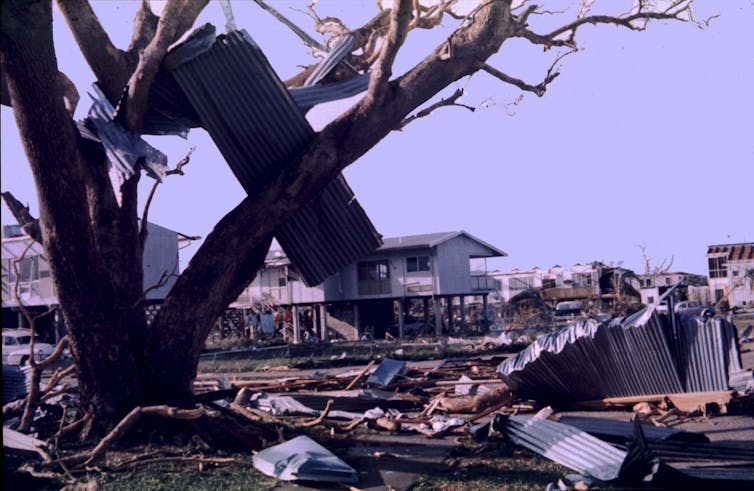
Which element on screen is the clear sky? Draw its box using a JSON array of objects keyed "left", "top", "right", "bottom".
[{"left": 2, "top": 1, "right": 752, "bottom": 277}]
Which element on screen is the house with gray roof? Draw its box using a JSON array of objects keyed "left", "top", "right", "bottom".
[{"left": 233, "top": 231, "right": 506, "bottom": 341}]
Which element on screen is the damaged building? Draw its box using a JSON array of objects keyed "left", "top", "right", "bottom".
[
  {"left": 0, "top": 223, "right": 193, "bottom": 339},
  {"left": 231, "top": 231, "right": 506, "bottom": 340}
]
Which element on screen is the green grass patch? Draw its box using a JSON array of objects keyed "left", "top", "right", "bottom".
[
  {"left": 413, "top": 443, "right": 566, "bottom": 491},
  {"left": 96, "top": 455, "right": 277, "bottom": 491},
  {"left": 197, "top": 338, "right": 519, "bottom": 374}
]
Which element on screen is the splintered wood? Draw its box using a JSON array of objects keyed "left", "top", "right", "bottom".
[{"left": 194, "top": 355, "right": 519, "bottom": 436}]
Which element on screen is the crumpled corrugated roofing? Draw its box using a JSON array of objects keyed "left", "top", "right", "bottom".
[
  {"left": 162, "top": 26, "right": 381, "bottom": 285},
  {"left": 252, "top": 435, "right": 358, "bottom": 483},
  {"left": 83, "top": 85, "right": 168, "bottom": 203},
  {"left": 493, "top": 414, "right": 629, "bottom": 481},
  {"left": 497, "top": 309, "right": 743, "bottom": 402}
]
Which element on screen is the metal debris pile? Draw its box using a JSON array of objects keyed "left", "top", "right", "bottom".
[{"left": 195, "top": 356, "right": 518, "bottom": 442}]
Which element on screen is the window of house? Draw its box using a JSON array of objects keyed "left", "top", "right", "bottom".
[
  {"left": 7, "top": 257, "right": 39, "bottom": 283},
  {"left": 733, "top": 269, "right": 740, "bottom": 277},
  {"left": 709, "top": 256, "right": 728, "bottom": 278},
  {"left": 472, "top": 276, "right": 500, "bottom": 291},
  {"left": 406, "top": 255, "right": 430, "bottom": 272},
  {"left": 358, "top": 260, "right": 391, "bottom": 295},
  {"left": 714, "top": 289, "right": 725, "bottom": 302},
  {"left": 542, "top": 278, "right": 556, "bottom": 289},
  {"left": 665, "top": 277, "right": 672, "bottom": 285},
  {"left": 647, "top": 296, "right": 655, "bottom": 304},
  {"left": 509, "top": 276, "right": 534, "bottom": 291},
  {"left": 572, "top": 273, "right": 593, "bottom": 288}
]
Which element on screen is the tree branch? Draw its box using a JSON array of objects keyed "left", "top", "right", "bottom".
[
  {"left": 140, "top": 146, "right": 195, "bottom": 248},
  {"left": 122, "top": 0, "right": 209, "bottom": 133},
  {"left": 1, "top": 191, "right": 42, "bottom": 244},
  {"left": 397, "top": 87, "right": 474, "bottom": 129},
  {"left": 128, "top": 1, "right": 160, "bottom": 55},
  {"left": 537, "top": 2, "right": 692, "bottom": 48},
  {"left": 368, "top": 0, "right": 414, "bottom": 102},
  {"left": 56, "top": 0, "right": 130, "bottom": 103},
  {"left": 480, "top": 49, "right": 572, "bottom": 97}
]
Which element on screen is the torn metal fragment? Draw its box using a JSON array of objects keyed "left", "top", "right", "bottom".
[{"left": 252, "top": 435, "right": 358, "bottom": 483}]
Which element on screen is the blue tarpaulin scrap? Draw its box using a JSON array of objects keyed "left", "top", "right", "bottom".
[
  {"left": 162, "top": 26, "right": 381, "bottom": 285},
  {"left": 252, "top": 435, "right": 358, "bottom": 483}
]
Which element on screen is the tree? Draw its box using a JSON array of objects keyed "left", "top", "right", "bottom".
[{"left": 1, "top": 0, "right": 700, "bottom": 436}]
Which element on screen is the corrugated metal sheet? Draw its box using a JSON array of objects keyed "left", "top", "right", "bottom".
[
  {"left": 85, "top": 86, "right": 167, "bottom": 202},
  {"left": 288, "top": 73, "right": 369, "bottom": 111},
  {"left": 557, "top": 415, "right": 709, "bottom": 443},
  {"left": 497, "top": 309, "right": 741, "bottom": 402},
  {"left": 367, "top": 358, "right": 407, "bottom": 388},
  {"left": 674, "top": 315, "right": 743, "bottom": 392},
  {"left": 706, "top": 243, "right": 754, "bottom": 260},
  {"left": 493, "top": 414, "right": 629, "bottom": 481},
  {"left": 304, "top": 34, "right": 356, "bottom": 86},
  {"left": 252, "top": 435, "right": 358, "bottom": 483},
  {"left": 166, "top": 28, "right": 381, "bottom": 285}
]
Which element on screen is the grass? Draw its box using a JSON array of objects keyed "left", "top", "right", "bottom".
[
  {"left": 97, "top": 457, "right": 277, "bottom": 491},
  {"left": 197, "top": 338, "right": 519, "bottom": 374},
  {"left": 413, "top": 443, "right": 568, "bottom": 491}
]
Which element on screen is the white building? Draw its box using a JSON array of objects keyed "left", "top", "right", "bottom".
[
  {"left": 706, "top": 243, "right": 754, "bottom": 308},
  {"left": 1, "top": 223, "right": 190, "bottom": 334},
  {"left": 637, "top": 272, "right": 709, "bottom": 306}
]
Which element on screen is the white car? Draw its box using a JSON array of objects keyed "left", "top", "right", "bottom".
[{"left": 2, "top": 329, "right": 55, "bottom": 366}]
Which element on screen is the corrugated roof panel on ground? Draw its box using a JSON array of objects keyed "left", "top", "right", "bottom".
[
  {"left": 497, "top": 308, "right": 740, "bottom": 402},
  {"left": 493, "top": 414, "right": 627, "bottom": 481},
  {"left": 557, "top": 415, "right": 710, "bottom": 443},
  {"left": 367, "top": 358, "right": 407, "bottom": 388},
  {"left": 165, "top": 27, "right": 381, "bottom": 286},
  {"left": 252, "top": 435, "right": 358, "bottom": 483}
]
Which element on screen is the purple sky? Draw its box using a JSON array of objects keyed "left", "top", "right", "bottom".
[{"left": 2, "top": 1, "right": 752, "bottom": 276}]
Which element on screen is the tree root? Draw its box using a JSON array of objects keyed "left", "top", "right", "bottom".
[{"left": 60, "top": 404, "right": 206, "bottom": 468}]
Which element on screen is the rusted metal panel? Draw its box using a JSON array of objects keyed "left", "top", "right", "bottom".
[{"left": 165, "top": 27, "right": 381, "bottom": 285}]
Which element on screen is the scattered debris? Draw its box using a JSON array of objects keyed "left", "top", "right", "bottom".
[
  {"left": 367, "top": 358, "right": 407, "bottom": 388},
  {"left": 492, "top": 413, "right": 630, "bottom": 482},
  {"left": 252, "top": 435, "right": 358, "bottom": 483},
  {"left": 556, "top": 415, "right": 709, "bottom": 443}
]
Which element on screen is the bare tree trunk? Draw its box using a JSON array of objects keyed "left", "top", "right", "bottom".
[{"left": 1, "top": 0, "right": 144, "bottom": 435}]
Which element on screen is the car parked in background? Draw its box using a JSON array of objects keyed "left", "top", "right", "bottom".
[
  {"left": 674, "top": 300, "right": 702, "bottom": 313},
  {"left": 675, "top": 301, "right": 716, "bottom": 319},
  {"left": 554, "top": 301, "right": 583, "bottom": 317},
  {"left": 2, "top": 329, "right": 54, "bottom": 366}
]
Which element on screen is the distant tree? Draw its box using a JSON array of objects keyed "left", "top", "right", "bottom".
[{"left": 1, "top": 0, "right": 701, "bottom": 436}]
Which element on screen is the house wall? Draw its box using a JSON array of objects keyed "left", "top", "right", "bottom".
[
  {"left": 2, "top": 223, "right": 180, "bottom": 308},
  {"left": 235, "top": 265, "right": 326, "bottom": 307},
  {"left": 435, "top": 238, "right": 472, "bottom": 294},
  {"left": 323, "top": 247, "right": 438, "bottom": 301},
  {"left": 710, "top": 258, "right": 754, "bottom": 307},
  {"left": 1, "top": 237, "right": 56, "bottom": 307},
  {"left": 493, "top": 264, "right": 601, "bottom": 303},
  {"left": 640, "top": 287, "right": 661, "bottom": 305},
  {"left": 707, "top": 252, "right": 754, "bottom": 308}
]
